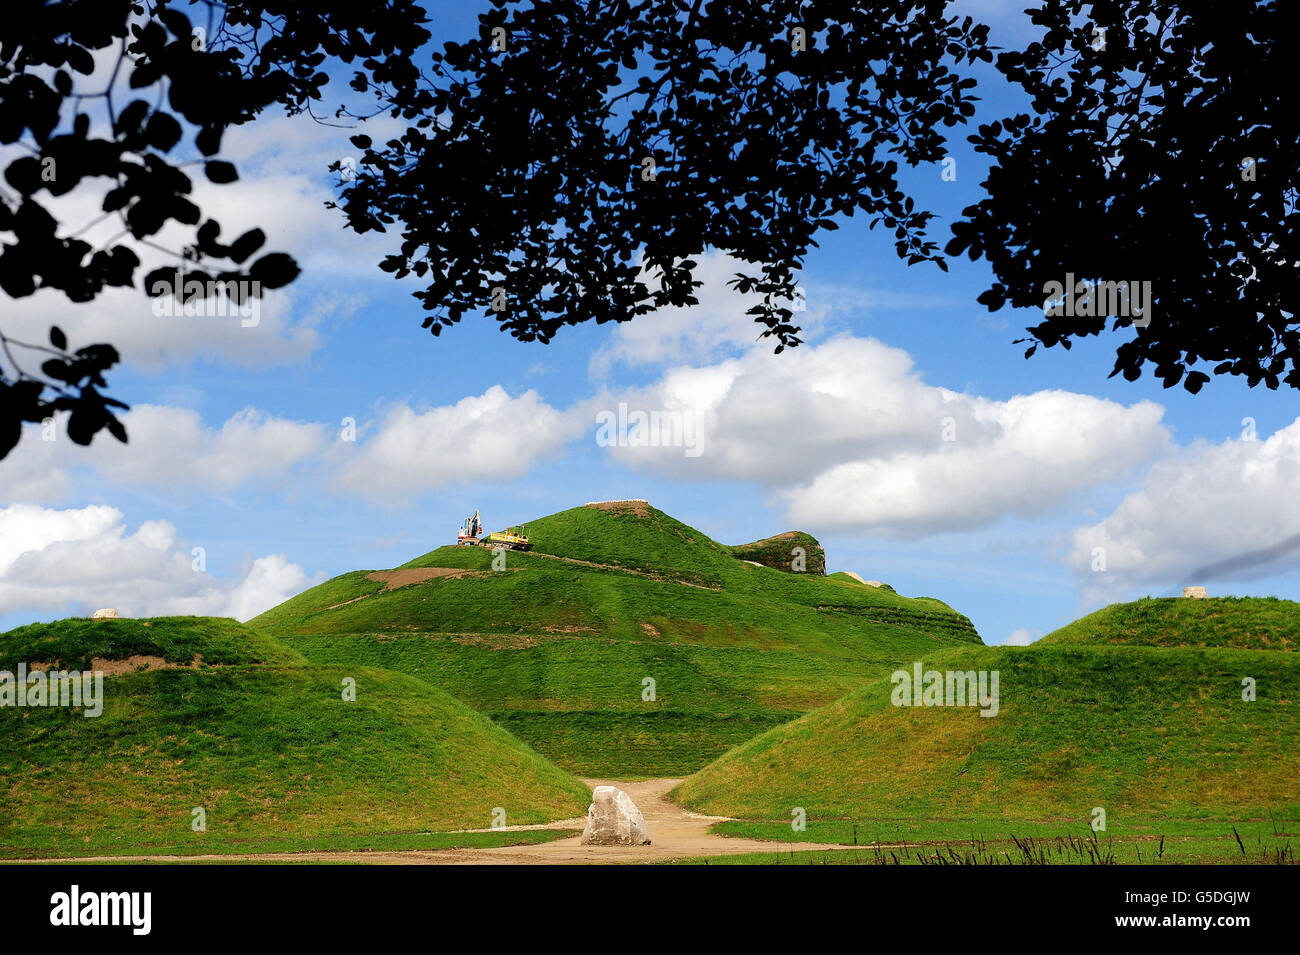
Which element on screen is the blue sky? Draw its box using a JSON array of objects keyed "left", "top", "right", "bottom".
[{"left": 3, "top": 1, "right": 1298, "bottom": 643}]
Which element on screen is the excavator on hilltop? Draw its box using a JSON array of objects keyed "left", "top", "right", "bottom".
[
  {"left": 457, "top": 509, "right": 531, "bottom": 551},
  {"left": 457, "top": 509, "right": 483, "bottom": 546}
]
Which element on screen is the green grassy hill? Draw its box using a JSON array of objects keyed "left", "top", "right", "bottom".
[
  {"left": 252, "top": 502, "right": 982, "bottom": 775},
  {"left": 0, "top": 617, "right": 589, "bottom": 858},
  {"left": 1041, "top": 596, "right": 1300, "bottom": 651},
  {"left": 0, "top": 616, "right": 302, "bottom": 670},
  {"left": 674, "top": 597, "right": 1300, "bottom": 861}
]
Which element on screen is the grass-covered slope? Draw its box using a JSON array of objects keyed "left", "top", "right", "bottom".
[
  {"left": 677, "top": 644, "right": 1300, "bottom": 822},
  {"left": 252, "top": 502, "right": 981, "bottom": 775},
  {"left": 730, "top": 531, "right": 826, "bottom": 576},
  {"left": 0, "top": 616, "right": 302, "bottom": 670},
  {"left": 827, "top": 572, "right": 896, "bottom": 592},
  {"left": 1041, "top": 596, "right": 1300, "bottom": 651},
  {"left": 519, "top": 500, "right": 736, "bottom": 588},
  {"left": 0, "top": 617, "right": 589, "bottom": 858}
]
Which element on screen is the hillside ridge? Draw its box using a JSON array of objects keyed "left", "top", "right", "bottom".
[{"left": 1041, "top": 596, "right": 1300, "bottom": 651}]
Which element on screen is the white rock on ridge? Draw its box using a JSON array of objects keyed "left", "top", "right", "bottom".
[
  {"left": 91, "top": 608, "right": 120, "bottom": 620},
  {"left": 843, "top": 572, "right": 886, "bottom": 588},
  {"left": 580, "top": 786, "right": 652, "bottom": 846}
]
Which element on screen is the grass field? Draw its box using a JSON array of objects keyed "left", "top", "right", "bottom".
[
  {"left": 0, "top": 828, "right": 575, "bottom": 861},
  {"left": 668, "top": 825, "right": 1297, "bottom": 865},
  {"left": 701, "top": 816, "right": 1296, "bottom": 864}
]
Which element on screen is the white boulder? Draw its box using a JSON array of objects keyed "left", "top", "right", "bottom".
[
  {"left": 580, "top": 786, "right": 652, "bottom": 846},
  {"left": 843, "top": 571, "right": 886, "bottom": 587},
  {"left": 92, "top": 608, "right": 120, "bottom": 620}
]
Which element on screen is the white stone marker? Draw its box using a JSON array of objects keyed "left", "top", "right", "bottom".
[{"left": 580, "top": 785, "right": 652, "bottom": 846}]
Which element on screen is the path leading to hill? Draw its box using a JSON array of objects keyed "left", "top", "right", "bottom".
[
  {"left": 12, "top": 779, "right": 864, "bottom": 865},
  {"left": 440, "top": 777, "right": 857, "bottom": 864}
]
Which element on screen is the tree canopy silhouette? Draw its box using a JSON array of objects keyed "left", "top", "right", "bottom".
[
  {"left": 334, "top": 0, "right": 989, "bottom": 350},
  {"left": 2, "top": 1, "right": 1294, "bottom": 462},
  {"left": 949, "top": 0, "right": 1295, "bottom": 393},
  {"left": 0, "top": 0, "right": 430, "bottom": 458}
]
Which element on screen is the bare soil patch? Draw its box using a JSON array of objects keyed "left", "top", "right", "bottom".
[
  {"left": 28, "top": 654, "right": 204, "bottom": 676},
  {"left": 322, "top": 568, "right": 489, "bottom": 612},
  {"left": 93, "top": 654, "right": 199, "bottom": 676},
  {"left": 586, "top": 499, "right": 651, "bottom": 517},
  {"left": 366, "top": 568, "right": 484, "bottom": 589}
]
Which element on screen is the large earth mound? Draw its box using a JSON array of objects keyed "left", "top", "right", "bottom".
[
  {"left": 0, "top": 616, "right": 589, "bottom": 858},
  {"left": 1040, "top": 596, "right": 1300, "bottom": 651},
  {"left": 251, "top": 502, "right": 981, "bottom": 775},
  {"left": 676, "top": 610, "right": 1300, "bottom": 828}
]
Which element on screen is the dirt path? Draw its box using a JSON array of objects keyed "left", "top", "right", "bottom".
[
  {"left": 12, "top": 779, "right": 864, "bottom": 865},
  {"left": 322, "top": 568, "right": 488, "bottom": 611},
  {"left": 439, "top": 778, "right": 859, "bottom": 864},
  {"left": 523, "top": 552, "right": 720, "bottom": 590}
]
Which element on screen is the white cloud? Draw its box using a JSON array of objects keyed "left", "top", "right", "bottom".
[
  {"left": 0, "top": 112, "right": 394, "bottom": 374},
  {"left": 1067, "top": 419, "right": 1300, "bottom": 599},
  {"left": 0, "top": 504, "right": 312, "bottom": 622},
  {"left": 0, "top": 504, "right": 124, "bottom": 576},
  {"left": 589, "top": 254, "right": 829, "bottom": 375},
  {"left": 785, "top": 388, "right": 1169, "bottom": 536},
  {"left": 595, "top": 334, "right": 1170, "bottom": 536},
  {"left": 1003, "top": 628, "right": 1042, "bottom": 646},
  {"left": 4, "top": 283, "right": 328, "bottom": 375},
  {"left": 3, "top": 390, "right": 578, "bottom": 508},
  {"left": 595, "top": 336, "right": 945, "bottom": 483},
  {"left": 588, "top": 251, "right": 954, "bottom": 376},
  {"left": 189, "top": 113, "right": 407, "bottom": 280},
  {"left": 335, "top": 386, "right": 585, "bottom": 501},
  {"left": 90, "top": 405, "right": 329, "bottom": 490},
  {"left": 0, "top": 405, "right": 328, "bottom": 503},
  {"left": 0, "top": 440, "right": 72, "bottom": 504},
  {"left": 220, "top": 555, "right": 314, "bottom": 622}
]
